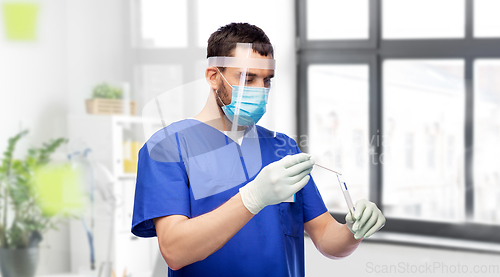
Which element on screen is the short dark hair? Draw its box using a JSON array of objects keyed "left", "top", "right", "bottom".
[{"left": 206, "top": 23, "right": 273, "bottom": 59}]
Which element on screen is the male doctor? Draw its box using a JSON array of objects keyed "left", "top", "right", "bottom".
[{"left": 132, "top": 22, "right": 385, "bottom": 277}]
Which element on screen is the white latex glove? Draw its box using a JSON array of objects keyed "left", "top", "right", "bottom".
[
  {"left": 345, "top": 199, "right": 386, "bottom": 240},
  {"left": 239, "top": 153, "right": 314, "bottom": 214}
]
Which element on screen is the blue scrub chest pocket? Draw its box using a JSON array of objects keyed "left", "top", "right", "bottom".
[{"left": 279, "top": 195, "right": 303, "bottom": 238}]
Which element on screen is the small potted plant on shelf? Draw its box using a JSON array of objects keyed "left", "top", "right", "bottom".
[
  {"left": 85, "top": 82, "right": 136, "bottom": 115},
  {"left": 0, "top": 130, "right": 70, "bottom": 277}
]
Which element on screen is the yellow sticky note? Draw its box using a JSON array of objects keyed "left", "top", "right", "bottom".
[
  {"left": 2, "top": 3, "right": 39, "bottom": 41},
  {"left": 35, "top": 165, "right": 84, "bottom": 216}
]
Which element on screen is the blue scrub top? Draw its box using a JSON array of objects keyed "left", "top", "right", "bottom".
[{"left": 132, "top": 119, "right": 327, "bottom": 277}]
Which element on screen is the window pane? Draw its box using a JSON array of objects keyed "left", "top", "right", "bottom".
[
  {"left": 308, "top": 65, "right": 369, "bottom": 213},
  {"left": 383, "top": 60, "right": 465, "bottom": 222},
  {"left": 196, "top": 0, "right": 291, "bottom": 47},
  {"left": 474, "top": 0, "right": 500, "bottom": 38},
  {"left": 306, "top": 0, "right": 369, "bottom": 40},
  {"left": 139, "top": 0, "right": 188, "bottom": 48},
  {"left": 473, "top": 60, "right": 500, "bottom": 225},
  {"left": 383, "top": 0, "right": 465, "bottom": 39}
]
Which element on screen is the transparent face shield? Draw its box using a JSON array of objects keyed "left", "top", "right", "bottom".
[
  {"left": 141, "top": 43, "right": 277, "bottom": 200},
  {"left": 209, "top": 43, "right": 275, "bottom": 136}
]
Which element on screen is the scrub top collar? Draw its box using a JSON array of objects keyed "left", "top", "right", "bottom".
[{"left": 187, "top": 118, "right": 260, "bottom": 144}]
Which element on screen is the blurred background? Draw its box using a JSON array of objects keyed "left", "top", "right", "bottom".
[{"left": 0, "top": 0, "right": 499, "bottom": 276}]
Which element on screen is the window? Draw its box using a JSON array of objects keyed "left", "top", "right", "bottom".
[
  {"left": 383, "top": 0, "right": 465, "bottom": 39},
  {"left": 307, "top": 64, "right": 370, "bottom": 212},
  {"left": 474, "top": 0, "right": 500, "bottom": 38},
  {"left": 298, "top": 0, "right": 376, "bottom": 48},
  {"left": 447, "top": 136, "right": 455, "bottom": 167},
  {"left": 196, "top": 0, "right": 290, "bottom": 48},
  {"left": 473, "top": 59, "right": 500, "bottom": 225},
  {"left": 405, "top": 133, "right": 414, "bottom": 169},
  {"left": 306, "top": 0, "right": 369, "bottom": 40},
  {"left": 383, "top": 60, "right": 465, "bottom": 222},
  {"left": 297, "top": 0, "right": 500, "bottom": 243},
  {"left": 426, "top": 133, "right": 436, "bottom": 169},
  {"left": 138, "top": 0, "right": 188, "bottom": 48}
]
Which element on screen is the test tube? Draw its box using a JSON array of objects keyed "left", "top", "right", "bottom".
[
  {"left": 314, "top": 164, "right": 356, "bottom": 217},
  {"left": 336, "top": 174, "right": 356, "bottom": 218}
]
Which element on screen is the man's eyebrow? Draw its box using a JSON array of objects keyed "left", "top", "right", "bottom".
[{"left": 240, "top": 72, "right": 274, "bottom": 78}]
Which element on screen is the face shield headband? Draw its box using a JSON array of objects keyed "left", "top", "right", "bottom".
[{"left": 208, "top": 43, "right": 276, "bottom": 133}]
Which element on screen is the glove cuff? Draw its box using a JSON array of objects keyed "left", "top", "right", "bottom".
[
  {"left": 345, "top": 214, "right": 356, "bottom": 235},
  {"left": 239, "top": 185, "right": 265, "bottom": 215}
]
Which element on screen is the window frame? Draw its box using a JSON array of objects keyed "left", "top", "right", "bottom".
[
  {"left": 297, "top": 0, "right": 378, "bottom": 49},
  {"left": 126, "top": 0, "right": 205, "bottom": 109},
  {"left": 296, "top": 0, "right": 500, "bottom": 244},
  {"left": 298, "top": 53, "right": 381, "bottom": 213}
]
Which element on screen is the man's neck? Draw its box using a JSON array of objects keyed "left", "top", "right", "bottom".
[{"left": 194, "top": 90, "right": 245, "bottom": 131}]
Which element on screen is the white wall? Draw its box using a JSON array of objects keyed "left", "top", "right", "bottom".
[
  {"left": 0, "top": 0, "right": 70, "bottom": 274},
  {"left": 64, "top": 0, "right": 126, "bottom": 274},
  {"left": 0, "top": 0, "right": 68, "bottom": 159},
  {"left": 0, "top": 0, "right": 125, "bottom": 275},
  {"left": 306, "top": 237, "right": 500, "bottom": 277},
  {"left": 66, "top": 0, "right": 126, "bottom": 117}
]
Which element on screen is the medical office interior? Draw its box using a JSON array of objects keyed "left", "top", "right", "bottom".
[{"left": 1, "top": 0, "right": 499, "bottom": 276}]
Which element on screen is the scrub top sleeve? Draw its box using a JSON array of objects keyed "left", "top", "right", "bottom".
[
  {"left": 131, "top": 141, "right": 190, "bottom": 238},
  {"left": 290, "top": 142, "right": 328, "bottom": 223},
  {"left": 301, "top": 177, "right": 328, "bottom": 223}
]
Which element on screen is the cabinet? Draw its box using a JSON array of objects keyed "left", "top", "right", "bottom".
[{"left": 67, "top": 114, "right": 162, "bottom": 277}]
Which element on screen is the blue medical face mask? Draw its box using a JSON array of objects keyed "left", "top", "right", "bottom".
[{"left": 216, "top": 69, "right": 270, "bottom": 126}]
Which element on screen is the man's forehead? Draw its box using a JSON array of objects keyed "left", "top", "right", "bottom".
[
  {"left": 233, "top": 47, "right": 273, "bottom": 60},
  {"left": 232, "top": 68, "right": 275, "bottom": 77},
  {"left": 230, "top": 47, "right": 274, "bottom": 76}
]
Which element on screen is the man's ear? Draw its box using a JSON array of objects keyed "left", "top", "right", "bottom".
[{"left": 206, "top": 67, "right": 218, "bottom": 91}]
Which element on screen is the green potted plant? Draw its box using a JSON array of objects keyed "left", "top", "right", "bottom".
[
  {"left": 85, "top": 82, "right": 136, "bottom": 115},
  {"left": 92, "top": 83, "right": 123, "bottom": 99},
  {"left": 0, "top": 130, "right": 68, "bottom": 277}
]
